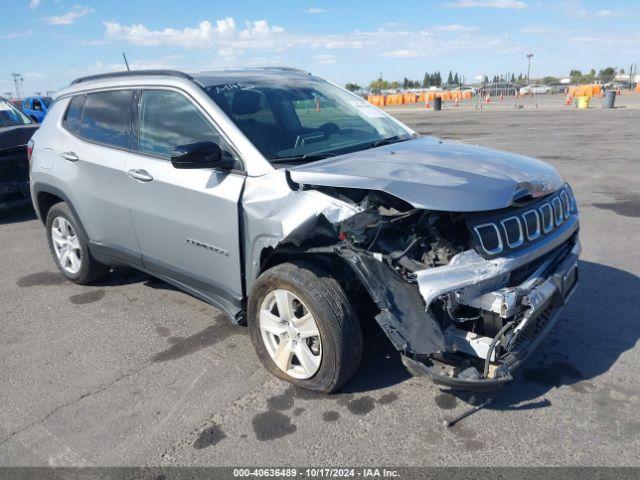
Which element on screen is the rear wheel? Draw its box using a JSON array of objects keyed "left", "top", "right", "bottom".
[
  {"left": 46, "top": 202, "right": 108, "bottom": 284},
  {"left": 248, "top": 261, "right": 363, "bottom": 393}
]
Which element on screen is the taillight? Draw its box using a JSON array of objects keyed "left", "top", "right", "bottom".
[{"left": 27, "top": 139, "right": 34, "bottom": 164}]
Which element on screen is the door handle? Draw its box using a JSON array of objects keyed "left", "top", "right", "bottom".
[
  {"left": 127, "top": 169, "right": 154, "bottom": 182},
  {"left": 61, "top": 151, "right": 79, "bottom": 162}
]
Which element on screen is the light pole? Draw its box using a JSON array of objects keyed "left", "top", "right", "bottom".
[{"left": 526, "top": 54, "right": 534, "bottom": 86}]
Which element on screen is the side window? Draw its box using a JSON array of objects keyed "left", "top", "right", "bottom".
[
  {"left": 62, "top": 95, "right": 85, "bottom": 133},
  {"left": 78, "top": 90, "right": 133, "bottom": 149},
  {"left": 138, "top": 90, "right": 230, "bottom": 159}
]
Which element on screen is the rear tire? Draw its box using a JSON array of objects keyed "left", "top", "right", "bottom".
[
  {"left": 46, "top": 202, "right": 108, "bottom": 284},
  {"left": 248, "top": 261, "right": 363, "bottom": 393}
]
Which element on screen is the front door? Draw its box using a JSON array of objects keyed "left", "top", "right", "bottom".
[{"left": 124, "top": 88, "right": 246, "bottom": 307}]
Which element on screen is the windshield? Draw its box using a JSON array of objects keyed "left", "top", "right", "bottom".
[
  {"left": 0, "top": 100, "right": 32, "bottom": 127},
  {"left": 202, "top": 74, "right": 413, "bottom": 164}
]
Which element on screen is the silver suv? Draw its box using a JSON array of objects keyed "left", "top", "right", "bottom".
[{"left": 30, "top": 69, "right": 580, "bottom": 392}]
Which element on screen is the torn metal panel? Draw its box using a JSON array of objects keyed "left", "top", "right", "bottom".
[
  {"left": 289, "top": 136, "right": 565, "bottom": 213},
  {"left": 445, "top": 326, "right": 495, "bottom": 361},
  {"left": 335, "top": 249, "right": 446, "bottom": 355},
  {"left": 241, "top": 170, "right": 361, "bottom": 293}
]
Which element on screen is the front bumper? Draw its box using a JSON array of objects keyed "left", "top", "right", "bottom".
[{"left": 405, "top": 219, "right": 580, "bottom": 391}]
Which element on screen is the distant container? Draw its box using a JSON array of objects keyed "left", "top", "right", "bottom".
[
  {"left": 602, "top": 90, "right": 616, "bottom": 109},
  {"left": 433, "top": 97, "right": 442, "bottom": 111},
  {"left": 576, "top": 96, "right": 590, "bottom": 109}
]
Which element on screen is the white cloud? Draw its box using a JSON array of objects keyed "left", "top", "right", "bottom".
[
  {"left": 28, "top": 0, "right": 40, "bottom": 9},
  {"left": 306, "top": 8, "right": 326, "bottom": 14},
  {"left": 520, "top": 26, "right": 548, "bottom": 34},
  {"left": 432, "top": 24, "right": 478, "bottom": 32},
  {"left": 380, "top": 49, "right": 421, "bottom": 58},
  {"left": 595, "top": 9, "right": 619, "bottom": 17},
  {"left": 0, "top": 29, "right": 34, "bottom": 39},
  {"left": 442, "top": 0, "right": 527, "bottom": 8},
  {"left": 313, "top": 54, "right": 337, "bottom": 64},
  {"left": 104, "top": 18, "right": 284, "bottom": 48},
  {"left": 45, "top": 6, "right": 94, "bottom": 25},
  {"left": 102, "top": 17, "right": 522, "bottom": 66}
]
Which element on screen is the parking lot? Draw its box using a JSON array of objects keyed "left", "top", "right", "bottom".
[{"left": 1, "top": 95, "right": 639, "bottom": 467}]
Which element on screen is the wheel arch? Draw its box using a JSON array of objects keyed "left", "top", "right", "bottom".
[{"left": 33, "top": 183, "right": 90, "bottom": 241}]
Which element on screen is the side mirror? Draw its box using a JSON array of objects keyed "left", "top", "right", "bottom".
[{"left": 170, "top": 141, "right": 232, "bottom": 170}]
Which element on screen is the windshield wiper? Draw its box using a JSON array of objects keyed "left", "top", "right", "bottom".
[
  {"left": 362, "top": 135, "right": 412, "bottom": 150},
  {"left": 270, "top": 152, "right": 336, "bottom": 164}
]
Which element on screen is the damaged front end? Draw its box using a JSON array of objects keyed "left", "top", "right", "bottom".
[{"left": 244, "top": 172, "right": 580, "bottom": 391}]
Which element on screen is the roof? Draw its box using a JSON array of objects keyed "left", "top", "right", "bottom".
[
  {"left": 69, "top": 67, "right": 310, "bottom": 87},
  {"left": 70, "top": 69, "right": 193, "bottom": 85}
]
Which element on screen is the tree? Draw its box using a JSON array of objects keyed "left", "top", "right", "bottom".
[
  {"left": 453, "top": 73, "right": 459, "bottom": 85},
  {"left": 598, "top": 67, "right": 615, "bottom": 82},
  {"left": 369, "top": 79, "right": 389, "bottom": 92},
  {"left": 510, "top": 73, "right": 516, "bottom": 83},
  {"left": 542, "top": 76, "right": 559, "bottom": 84},
  {"left": 402, "top": 77, "right": 409, "bottom": 89},
  {"left": 447, "top": 70, "right": 454, "bottom": 85},
  {"left": 389, "top": 80, "right": 400, "bottom": 90},
  {"left": 422, "top": 72, "right": 430, "bottom": 88},
  {"left": 345, "top": 83, "right": 361, "bottom": 92}
]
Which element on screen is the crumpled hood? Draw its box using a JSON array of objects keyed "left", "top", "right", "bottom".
[{"left": 288, "top": 136, "right": 565, "bottom": 212}]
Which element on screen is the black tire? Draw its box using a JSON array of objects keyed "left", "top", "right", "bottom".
[
  {"left": 248, "top": 261, "right": 363, "bottom": 393},
  {"left": 45, "top": 202, "right": 108, "bottom": 284}
]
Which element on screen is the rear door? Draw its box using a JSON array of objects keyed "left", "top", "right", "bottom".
[
  {"left": 125, "top": 88, "right": 246, "bottom": 307},
  {"left": 60, "top": 90, "right": 141, "bottom": 264}
]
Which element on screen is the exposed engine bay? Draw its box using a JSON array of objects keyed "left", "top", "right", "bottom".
[{"left": 310, "top": 188, "right": 469, "bottom": 277}]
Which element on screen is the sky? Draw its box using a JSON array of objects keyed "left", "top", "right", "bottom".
[{"left": 1, "top": 0, "right": 640, "bottom": 96}]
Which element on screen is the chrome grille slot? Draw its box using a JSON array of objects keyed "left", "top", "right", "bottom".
[
  {"left": 523, "top": 210, "right": 541, "bottom": 240},
  {"left": 500, "top": 216, "right": 524, "bottom": 248},
  {"left": 473, "top": 223, "right": 503, "bottom": 255},
  {"left": 552, "top": 197, "right": 564, "bottom": 225},
  {"left": 540, "top": 203, "right": 554, "bottom": 233}
]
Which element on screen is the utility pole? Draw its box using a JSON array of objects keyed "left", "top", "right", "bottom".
[
  {"left": 11, "top": 73, "right": 24, "bottom": 100},
  {"left": 526, "top": 54, "right": 534, "bottom": 86}
]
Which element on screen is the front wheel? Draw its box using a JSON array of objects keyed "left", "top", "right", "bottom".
[{"left": 248, "top": 261, "right": 363, "bottom": 393}]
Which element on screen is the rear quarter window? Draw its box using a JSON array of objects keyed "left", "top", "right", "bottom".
[
  {"left": 77, "top": 90, "right": 134, "bottom": 149},
  {"left": 62, "top": 95, "right": 85, "bottom": 134}
]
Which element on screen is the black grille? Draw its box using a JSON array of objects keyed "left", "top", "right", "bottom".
[{"left": 466, "top": 185, "right": 577, "bottom": 259}]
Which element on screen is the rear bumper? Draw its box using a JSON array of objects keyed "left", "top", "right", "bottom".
[{"left": 405, "top": 234, "right": 580, "bottom": 391}]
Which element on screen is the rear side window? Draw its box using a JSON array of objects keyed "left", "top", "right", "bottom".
[
  {"left": 138, "top": 89, "right": 228, "bottom": 158},
  {"left": 78, "top": 90, "right": 133, "bottom": 149},
  {"left": 62, "top": 95, "right": 84, "bottom": 134}
]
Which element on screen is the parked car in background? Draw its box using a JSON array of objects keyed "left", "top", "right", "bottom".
[
  {"left": 477, "top": 82, "right": 517, "bottom": 97},
  {"left": 0, "top": 98, "right": 38, "bottom": 209},
  {"left": 30, "top": 69, "right": 580, "bottom": 393},
  {"left": 520, "top": 85, "right": 552, "bottom": 95},
  {"left": 22, "top": 96, "right": 52, "bottom": 123}
]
